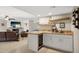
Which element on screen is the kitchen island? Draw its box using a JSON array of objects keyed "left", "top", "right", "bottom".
[
  {"left": 27, "top": 31, "right": 73, "bottom": 52},
  {"left": 27, "top": 31, "right": 43, "bottom": 52}
]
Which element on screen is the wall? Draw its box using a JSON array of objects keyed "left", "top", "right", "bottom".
[
  {"left": 39, "top": 15, "right": 72, "bottom": 31},
  {"left": 39, "top": 25, "right": 51, "bottom": 31},
  {"left": 29, "top": 19, "right": 39, "bottom": 32},
  {"left": 52, "top": 14, "right": 72, "bottom": 31},
  {"left": 21, "top": 20, "right": 29, "bottom": 31},
  {"left": 39, "top": 17, "right": 49, "bottom": 24},
  {"left": 56, "top": 20, "right": 72, "bottom": 31},
  {"left": 0, "top": 6, "right": 35, "bottom": 32},
  {"left": 39, "top": 20, "right": 71, "bottom": 31},
  {"left": 7, "top": 18, "right": 30, "bottom": 31},
  {"left": 39, "top": 17, "right": 51, "bottom": 31},
  {"left": 15, "top": 17, "right": 36, "bottom": 31},
  {"left": 0, "top": 20, "right": 7, "bottom": 32}
]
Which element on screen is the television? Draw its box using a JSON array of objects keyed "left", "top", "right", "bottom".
[{"left": 11, "top": 21, "right": 21, "bottom": 28}]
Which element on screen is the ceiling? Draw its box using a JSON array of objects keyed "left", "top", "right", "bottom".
[
  {"left": 0, "top": 6, "right": 35, "bottom": 18},
  {"left": 14, "top": 6, "right": 74, "bottom": 17}
]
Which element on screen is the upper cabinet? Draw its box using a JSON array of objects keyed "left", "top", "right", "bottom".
[
  {"left": 39, "top": 17, "right": 49, "bottom": 24},
  {"left": 38, "top": 14, "right": 72, "bottom": 31},
  {"left": 49, "top": 16, "right": 71, "bottom": 24},
  {"left": 39, "top": 13, "right": 71, "bottom": 25}
]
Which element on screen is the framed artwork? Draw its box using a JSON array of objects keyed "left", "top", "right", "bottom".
[{"left": 60, "top": 22, "right": 65, "bottom": 28}]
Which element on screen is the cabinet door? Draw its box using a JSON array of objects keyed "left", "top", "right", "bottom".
[
  {"left": 43, "top": 34, "right": 62, "bottom": 49},
  {"left": 43, "top": 34, "right": 73, "bottom": 52},
  {"left": 28, "top": 34, "right": 38, "bottom": 52},
  {"left": 51, "top": 35, "right": 61, "bottom": 49},
  {"left": 43, "top": 34, "right": 52, "bottom": 46},
  {"left": 43, "top": 34, "right": 48, "bottom": 46},
  {"left": 60, "top": 35, "right": 73, "bottom": 52}
]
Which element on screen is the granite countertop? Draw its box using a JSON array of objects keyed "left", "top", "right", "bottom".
[{"left": 26, "top": 31, "right": 73, "bottom": 35}]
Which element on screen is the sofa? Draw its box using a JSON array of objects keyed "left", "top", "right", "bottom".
[{"left": 0, "top": 32, "right": 19, "bottom": 42}]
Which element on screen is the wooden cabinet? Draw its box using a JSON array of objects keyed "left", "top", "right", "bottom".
[{"left": 43, "top": 34, "right": 73, "bottom": 52}]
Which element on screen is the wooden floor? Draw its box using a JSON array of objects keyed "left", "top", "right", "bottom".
[
  {"left": 0, "top": 37, "right": 62, "bottom": 53},
  {"left": 38, "top": 47, "right": 62, "bottom": 53}
]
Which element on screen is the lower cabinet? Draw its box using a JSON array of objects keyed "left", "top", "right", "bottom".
[
  {"left": 28, "top": 34, "right": 38, "bottom": 52},
  {"left": 43, "top": 34, "right": 52, "bottom": 46},
  {"left": 59, "top": 35, "right": 73, "bottom": 52},
  {"left": 43, "top": 34, "right": 73, "bottom": 52},
  {"left": 50, "top": 35, "right": 61, "bottom": 49},
  {"left": 28, "top": 34, "right": 43, "bottom": 52}
]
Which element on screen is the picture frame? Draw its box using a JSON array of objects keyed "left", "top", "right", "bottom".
[{"left": 60, "top": 22, "right": 65, "bottom": 28}]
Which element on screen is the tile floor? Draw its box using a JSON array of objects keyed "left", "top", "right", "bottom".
[{"left": 0, "top": 37, "right": 62, "bottom": 53}]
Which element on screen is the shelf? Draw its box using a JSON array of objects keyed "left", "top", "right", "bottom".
[
  {"left": 39, "top": 24, "right": 51, "bottom": 26},
  {"left": 49, "top": 16, "right": 71, "bottom": 24}
]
